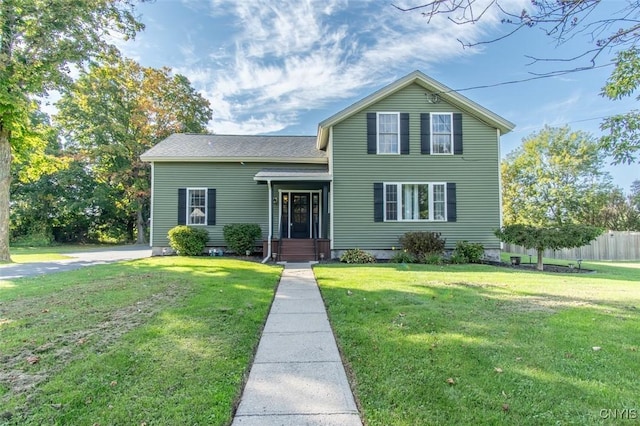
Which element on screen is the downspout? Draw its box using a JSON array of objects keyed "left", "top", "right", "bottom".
[{"left": 262, "top": 179, "right": 273, "bottom": 263}]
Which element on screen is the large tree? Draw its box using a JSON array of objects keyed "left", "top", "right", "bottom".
[
  {"left": 502, "top": 126, "right": 613, "bottom": 227},
  {"left": 398, "top": 0, "right": 640, "bottom": 164},
  {"left": 56, "top": 57, "right": 212, "bottom": 244},
  {"left": 0, "top": 0, "right": 145, "bottom": 260}
]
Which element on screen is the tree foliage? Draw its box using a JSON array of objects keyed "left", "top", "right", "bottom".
[
  {"left": 502, "top": 126, "right": 612, "bottom": 227},
  {"left": 0, "top": 0, "right": 146, "bottom": 260},
  {"left": 495, "top": 224, "right": 602, "bottom": 271},
  {"left": 56, "top": 57, "right": 212, "bottom": 244}
]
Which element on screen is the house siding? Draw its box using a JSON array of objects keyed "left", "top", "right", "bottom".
[
  {"left": 332, "top": 83, "right": 501, "bottom": 250},
  {"left": 151, "top": 162, "right": 326, "bottom": 248}
]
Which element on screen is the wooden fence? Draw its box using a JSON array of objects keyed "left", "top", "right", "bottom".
[{"left": 503, "top": 231, "right": 640, "bottom": 261}]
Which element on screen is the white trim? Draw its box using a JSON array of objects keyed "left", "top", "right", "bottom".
[
  {"left": 186, "top": 187, "right": 208, "bottom": 226},
  {"left": 430, "top": 112, "right": 454, "bottom": 155},
  {"left": 497, "top": 128, "right": 503, "bottom": 229},
  {"left": 383, "top": 182, "right": 448, "bottom": 222},
  {"left": 149, "top": 162, "right": 155, "bottom": 247},
  {"left": 141, "top": 156, "right": 327, "bottom": 164},
  {"left": 376, "top": 112, "right": 401, "bottom": 155},
  {"left": 329, "top": 127, "right": 334, "bottom": 250}
]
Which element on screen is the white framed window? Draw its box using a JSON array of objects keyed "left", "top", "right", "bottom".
[
  {"left": 384, "top": 182, "right": 447, "bottom": 221},
  {"left": 431, "top": 113, "right": 453, "bottom": 155},
  {"left": 187, "top": 188, "right": 207, "bottom": 225},
  {"left": 377, "top": 112, "right": 400, "bottom": 154}
]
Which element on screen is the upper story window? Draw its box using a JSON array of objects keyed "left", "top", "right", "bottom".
[
  {"left": 431, "top": 113, "right": 453, "bottom": 154},
  {"left": 377, "top": 112, "right": 400, "bottom": 154},
  {"left": 188, "top": 188, "right": 207, "bottom": 225}
]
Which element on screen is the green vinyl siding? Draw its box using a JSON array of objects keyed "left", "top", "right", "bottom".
[
  {"left": 151, "top": 162, "right": 325, "bottom": 247},
  {"left": 332, "top": 82, "right": 502, "bottom": 250}
]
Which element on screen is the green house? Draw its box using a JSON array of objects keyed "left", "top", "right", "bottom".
[{"left": 141, "top": 70, "right": 515, "bottom": 261}]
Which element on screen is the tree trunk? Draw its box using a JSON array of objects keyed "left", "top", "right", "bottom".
[
  {"left": 536, "top": 248, "right": 544, "bottom": 271},
  {"left": 0, "top": 129, "right": 12, "bottom": 261},
  {"left": 136, "top": 207, "right": 147, "bottom": 244}
]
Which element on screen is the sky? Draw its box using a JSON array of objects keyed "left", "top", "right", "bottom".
[{"left": 117, "top": 0, "right": 638, "bottom": 191}]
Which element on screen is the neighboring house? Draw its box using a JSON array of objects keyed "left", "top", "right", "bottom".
[{"left": 141, "top": 70, "right": 515, "bottom": 261}]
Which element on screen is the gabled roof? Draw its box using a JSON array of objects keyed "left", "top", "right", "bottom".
[
  {"left": 141, "top": 134, "right": 326, "bottom": 163},
  {"left": 316, "top": 70, "right": 515, "bottom": 149}
]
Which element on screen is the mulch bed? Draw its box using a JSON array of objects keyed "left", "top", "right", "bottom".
[{"left": 483, "top": 260, "right": 595, "bottom": 273}]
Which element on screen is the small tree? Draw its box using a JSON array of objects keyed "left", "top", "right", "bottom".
[{"left": 495, "top": 224, "right": 602, "bottom": 271}]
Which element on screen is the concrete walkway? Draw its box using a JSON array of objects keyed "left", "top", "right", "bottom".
[{"left": 232, "top": 263, "right": 362, "bottom": 426}]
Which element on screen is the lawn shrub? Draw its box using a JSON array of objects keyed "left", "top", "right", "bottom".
[
  {"left": 399, "top": 231, "right": 445, "bottom": 259},
  {"left": 448, "top": 252, "right": 467, "bottom": 264},
  {"left": 423, "top": 253, "right": 444, "bottom": 264},
  {"left": 223, "top": 223, "right": 262, "bottom": 254},
  {"left": 340, "top": 248, "right": 376, "bottom": 264},
  {"left": 167, "top": 225, "right": 209, "bottom": 256},
  {"left": 389, "top": 251, "right": 416, "bottom": 263},
  {"left": 453, "top": 240, "right": 485, "bottom": 263}
]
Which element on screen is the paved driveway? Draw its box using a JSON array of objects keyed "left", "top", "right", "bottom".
[{"left": 0, "top": 245, "right": 152, "bottom": 280}]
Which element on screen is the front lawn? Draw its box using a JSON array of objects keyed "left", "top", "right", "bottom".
[
  {"left": 0, "top": 257, "right": 281, "bottom": 425},
  {"left": 314, "top": 262, "right": 640, "bottom": 425}
]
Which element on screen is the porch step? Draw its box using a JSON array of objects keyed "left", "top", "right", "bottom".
[{"left": 279, "top": 239, "right": 316, "bottom": 262}]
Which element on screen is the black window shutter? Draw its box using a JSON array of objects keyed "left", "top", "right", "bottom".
[
  {"left": 447, "top": 183, "right": 457, "bottom": 222},
  {"left": 453, "top": 113, "right": 463, "bottom": 155},
  {"left": 400, "top": 113, "right": 409, "bottom": 155},
  {"left": 373, "top": 183, "right": 384, "bottom": 222},
  {"left": 420, "top": 113, "right": 430, "bottom": 154},
  {"left": 207, "top": 188, "right": 216, "bottom": 225},
  {"left": 178, "top": 188, "right": 186, "bottom": 225},
  {"left": 367, "top": 113, "right": 377, "bottom": 154}
]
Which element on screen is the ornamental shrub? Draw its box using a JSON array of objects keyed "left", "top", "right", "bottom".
[
  {"left": 389, "top": 251, "right": 416, "bottom": 264},
  {"left": 453, "top": 240, "right": 485, "bottom": 263},
  {"left": 167, "top": 226, "right": 209, "bottom": 256},
  {"left": 399, "top": 231, "right": 446, "bottom": 259},
  {"left": 340, "top": 248, "right": 376, "bottom": 264},
  {"left": 223, "top": 223, "right": 262, "bottom": 255}
]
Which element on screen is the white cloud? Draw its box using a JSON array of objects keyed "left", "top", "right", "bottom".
[{"left": 180, "top": 0, "right": 510, "bottom": 134}]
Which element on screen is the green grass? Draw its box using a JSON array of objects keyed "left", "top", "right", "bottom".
[
  {"left": 314, "top": 261, "right": 640, "bottom": 425},
  {"left": 0, "top": 257, "right": 281, "bottom": 425}
]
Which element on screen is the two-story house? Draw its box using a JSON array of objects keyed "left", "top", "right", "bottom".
[{"left": 140, "top": 70, "right": 515, "bottom": 261}]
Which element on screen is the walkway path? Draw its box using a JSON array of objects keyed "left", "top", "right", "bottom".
[{"left": 232, "top": 262, "right": 362, "bottom": 426}]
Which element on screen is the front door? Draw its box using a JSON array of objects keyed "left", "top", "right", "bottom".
[{"left": 291, "top": 193, "right": 310, "bottom": 238}]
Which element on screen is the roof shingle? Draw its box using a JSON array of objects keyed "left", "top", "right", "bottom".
[{"left": 141, "top": 134, "right": 325, "bottom": 162}]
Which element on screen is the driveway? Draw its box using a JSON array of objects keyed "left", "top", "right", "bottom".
[{"left": 0, "top": 245, "right": 152, "bottom": 280}]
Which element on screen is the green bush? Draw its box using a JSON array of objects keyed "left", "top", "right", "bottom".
[
  {"left": 448, "top": 252, "right": 468, "bottom": 264},
  {"left": 453, "top": 240, "right": 485, "bottom": 263},
  {"left": 399, "top": 231, "right": 446, "bottom": 259},
  {"left": 340, "top": 248, "right": 376, "bottom": 264},
  {"left": 167, "top": 226, "right": 209, "bottom": 256},
  {"left": 223, "top": 223, "right": 262, "bottom": 255},
  {"left": 389, "top": 251, "right": 416, "bottom": 264},
  {"left": 423, "top": 253, "right": 444, "bottom": 265}
]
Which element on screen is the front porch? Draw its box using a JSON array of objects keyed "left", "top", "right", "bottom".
[{"left": 254, "top": 168, "right": 332, "bottom": 262}]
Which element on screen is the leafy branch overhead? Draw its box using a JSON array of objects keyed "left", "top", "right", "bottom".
[{"left": 397, "top": 0, "right": 640, "bottom": 164}]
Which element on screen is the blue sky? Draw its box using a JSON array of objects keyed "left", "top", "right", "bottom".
[{"left": 119, "top": 0, "right": 638, "bottom": 191}]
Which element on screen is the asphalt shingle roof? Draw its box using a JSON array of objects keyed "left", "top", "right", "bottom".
[{"left": 141, "top": 134, "right": 325, "bottom": 161}]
